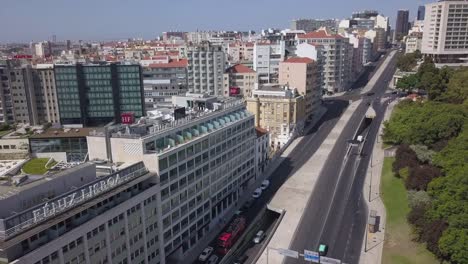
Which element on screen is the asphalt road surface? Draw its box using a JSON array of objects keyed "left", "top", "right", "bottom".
[{"left": 285, "top": 51, "right": 398, "bottom": 264}]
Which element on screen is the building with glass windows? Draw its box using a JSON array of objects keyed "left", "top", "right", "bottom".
[
  {"left": 29, "top": 128, "right": 93, "bottom": 162},
  {"left": 0, "top": 162, "right": 162, "bottom": 264},
  {"left": 54, "top": 64, "right": 145, "bottom": 126},
  {"left": 87, "top": 98, "right": 256, "bottom": 262}
]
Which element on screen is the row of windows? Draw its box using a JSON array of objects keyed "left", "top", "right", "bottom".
[
  {"left": 119, "top": 79, "right": 141, "bottom": 85},
  {"left": 56, "top": 80, "right": 78, "bottom": 86},
  {"left": 83, "top": 67, "right": 111, "bottom": 74},
  {"left": 117, "top": 66, "right": 140, "bottom": 73}
]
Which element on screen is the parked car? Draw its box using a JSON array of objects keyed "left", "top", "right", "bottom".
[
  {"left": 207, "top": 255, "right": 219, "bottom": 264},
  {"left": 198, "top": 246, "right": 214, "bottom": 261},
  {"left": 242, "top": 199, "right": 254, "bottom": 210},
  {"left": 253, "top": 230, "right": 265, "bottom": 244},
  {"left": 260, "top": 180, "right": 270, "bottom": 190},
  {"left": 252, "top": 188, "right": 262, "bottom": 198},
  {"left": 234, "top": 255, "right": 249, "bottom": 264}
]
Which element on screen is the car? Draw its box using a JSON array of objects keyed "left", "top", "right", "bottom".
[
  {"left": 253, "top": 230, "right": 265, "bottom": 244},
  {"left": 318, "top": 243, "right": 328, "bottom": 256},
  {"left": 242, "top": 199, "right": 254, "bottom": 210},
  {"left": 367, "top": 92, "right": 375, "bottom": 96},
  {"left": 198, "top": 246, "right": 214, "bottom": 261},
  {"left": 234, "top": 209, "right": 243, "bottom": 216},
  {"left": 207, "top": 255, "right": 219, "bottom": 264},
  {"left": 260, "top": 180, "right": 270, "bottom": 190},
  {"left": 234, "top": 255, "right": 248, "bottom": 264},
  {"left": 252, "top": 188, "right": 262, "bottom": 198}
]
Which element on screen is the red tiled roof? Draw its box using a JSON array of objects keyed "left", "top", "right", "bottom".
[
  {"left": 149, "top": 59, "right": 188, "bottom": 68},
  {"left": 283, "top": 57, "right": 314, "bottom": 63},
  {"left": 297, "top": 30, "right": 343, "bottom": 39},
  {"left": 255, "top": 127, "right": 268, "bottom": 138},
  {"left": 226, "top": 64, "right": 255, "bottom": 74}
]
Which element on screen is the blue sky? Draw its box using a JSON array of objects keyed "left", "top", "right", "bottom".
[{"left": 1, "top": 0, "right": 432, "bottom": 43}]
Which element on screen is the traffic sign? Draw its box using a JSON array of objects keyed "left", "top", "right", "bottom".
[
  {"left": 276, "top": 248, "right": 299, "bottom": 259},
  {"left": 304, "top": 250, "right": 320, "bottom": 262},
  {"left": 320, "top": 256, "right": 341, "bottom": 264}
]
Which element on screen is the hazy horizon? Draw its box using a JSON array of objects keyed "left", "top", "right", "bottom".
[{"left": 1, "top": 0, "right": 432, "bottom": 43}]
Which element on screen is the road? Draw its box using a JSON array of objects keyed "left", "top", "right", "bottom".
[
  {"left": 285, "top": 51, "right": 398, "bottom": 264},
  {"left": 193, "top": 50, "right": 397, "bottom": 264},
  {"left": 194, "top": 97, "right": 350, "bottom": 264}
]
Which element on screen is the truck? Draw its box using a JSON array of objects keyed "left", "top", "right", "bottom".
[{"left": 217, "top": 216, "right": 246, "bottom": 254}]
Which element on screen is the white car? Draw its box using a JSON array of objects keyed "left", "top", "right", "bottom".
[
  {"left": 252, "top": 188, "right": 262, "bottom": 198},
  {"left": 198, "top": 246, "right": 214, "bottom": 261},
  {"left": 253, "top": 230, "right": 265, "bottom": 243},
  {"left": 207, "top": 255, "right": 219, "bottom": 264},
  {"left": 260, "top": 180, "right": 270, "bottom": 190}
]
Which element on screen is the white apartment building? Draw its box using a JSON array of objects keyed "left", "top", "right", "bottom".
[
  {"left": 187, "top": 42, "right": 226, "bottom": 96},
  {"left": 87, "top": 98, "right": 256, "bottom": 262},
  {"left": 422, "top": 0, "right": 468, "bottom": 64},
  {"left": 253, "top": 41, "right": 286, "bottom": 84},
  {"left": 227, "top": 42, "right": 255, "bottom": 64},
  {"left": 406, "top": 32, "right": 424, "bottom": 53},
  {"left": 296, "top": 30, "right": 353, "bottom": 93},
  {"left": 0, "top": 162, "right": 162, "bottom": 264}
]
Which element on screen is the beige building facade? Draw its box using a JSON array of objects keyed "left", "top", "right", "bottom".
[
  {"left": 246, "top": 84, "right": 306, "bottom": 149},
  {"left": 279, "top": 57, "right": 321, "bottom": 120}
]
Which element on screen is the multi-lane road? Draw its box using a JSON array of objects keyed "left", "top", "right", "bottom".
[
  {"left": 285, "top": 51, "right": 398, "bottom": 264},
  {"left": 194, "top": 50, "right": 398, "bottom": 264}
]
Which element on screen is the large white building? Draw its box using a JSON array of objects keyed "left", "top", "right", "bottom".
[
  {"left": 253, "top": 40, "right": 286, "bottom": 84},
  {"left": 422, "top": 0, "right": 468, "bottom": 64},
  {"left": 0, "top": 162, "right": 161, "bottom": 264},
  {"left": 187, "top": 42, "right": 226, "bottom": 96},
  {"left": 87, "top": 97, "right": 256, "bottom": 262}
]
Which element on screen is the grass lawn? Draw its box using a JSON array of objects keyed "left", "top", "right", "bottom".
[
  {"left": 381, "top": 157, "right": 439, "bottom": 264},
  {"left": 22, "top": 158, "right": 57, "bottom": 175},
  {"left": 0, "top": 130, "right": 12, "bottom": 137}
]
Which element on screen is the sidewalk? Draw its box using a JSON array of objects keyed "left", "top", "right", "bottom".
[
  {"left": 359, "top": 98, "right": 398, "bottom": 264},
  {"left": 181, "top": 105, "right": 327, "bottom": 264}
]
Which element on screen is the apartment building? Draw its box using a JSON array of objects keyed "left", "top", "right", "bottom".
[
  {"left": 187, "top": 42, "right": 226, "bottom": 96},
  {"left": 406, "top": 32, "right": 423, "bottom": 53},
  {"left": 246, "top": 84, "right": 306, "bottom": 148},
  {"left": 227, "top": 42, "right": 255, "bottom": 64},
  {"left": 279, "top": 57, "right": 322, "bottom": 119},
  {"left": 34, "top": 64, "right": 60, "bottom": 124},
  {"left": 0, "top": 65, "right": 15, "bottom": 124},
  {"left": 0, "top": 162, "right": 162, "bottom": 264},
  {"left": 223, "top": 64, "right": 257, "bottom": 97},
  {"left": 87, "top": 98, "right": 256, "bottom": 262},
  {"left": 54, "top": 64, "right": 145, "bottom": 126},
  {"left": 422, "top": 0, "right": 468, "bottom": 64},
  {"left": 253, "top": 41, "right": 286, "bottom": 84},
  {"left": 296, "top": 29, "right": 353, "bottom": 93},
  {"left": 255, "top": 127, "right": 270, "bottom": 178},
  {"left": 142, "top": 59, "right": 188, "bottom": 110}
]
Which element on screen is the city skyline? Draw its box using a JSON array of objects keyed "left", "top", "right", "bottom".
[{"left": 1, "top": 0, "right": 432, "bottom": 43}]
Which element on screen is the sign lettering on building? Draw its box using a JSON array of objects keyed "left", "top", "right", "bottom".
[{"left": 32, "top": 173, "right": 124, "bottom": 223}]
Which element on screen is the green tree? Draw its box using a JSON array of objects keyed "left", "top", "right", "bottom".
[
  {"left": 396, "top": 53, "right": 418, "bottom": 72},
  {"left": 443, "top": 68, "right": 468, "bottom": 104},
  {"left": 396, "top": 74, "right": 419, "bottom": 91}
]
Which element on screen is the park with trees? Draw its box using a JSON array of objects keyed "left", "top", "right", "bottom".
[{"left": 383, "top": 58, "right": 468, "bottom": 263}]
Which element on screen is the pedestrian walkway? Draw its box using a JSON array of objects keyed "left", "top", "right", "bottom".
[
  {"left": 359, "top": 99, "right": 398, "bottom": 264},
  {"left": 256, "top": 100, "right": 362, "bottom": 264}
]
